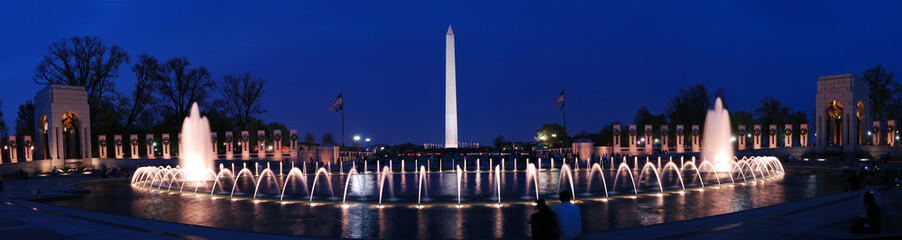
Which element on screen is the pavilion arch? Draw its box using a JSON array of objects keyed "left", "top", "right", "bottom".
[
  {"left": 33, "top": 85, "right": 93, "bottom": 166},
  {"left": 61, "top": 111, "right": 82, "bottom": 159},
  {"left": 825, "top": 100, "right": 843, "bottom": 145}
]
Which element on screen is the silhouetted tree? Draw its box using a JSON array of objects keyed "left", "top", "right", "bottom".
[
  {"left": 493, "top": 135, "right": 507, "bottom": 149},
  {"left": 219, "top": 70, "right": 266, "bottom": 130},
  {"left": 322, "top": 133, "right": 335, "bottom": 143},
  {"left": 15, "top": 100, "right": 35, "bottom": 137},
  {"left": 0, "top": 100, "right": 7, "bottom": 141},
  {"left": 755, "top": 97, "right": 791, "bottom": 127},
  {"left": 120, "top": 54, "right": 158, "bottom": 131},
  {"left": 32, "top": 36, "right": 129, "bottom": 129},
  {"left": 304, "top": 132, "right": 315, "bottom": 144},
  {"left": 153, "top": 56, "right": 214, "bottom": 131},
  {"left": 665, "top": 83, "right": 711, "bottom": 126},
  {"left": 714, "top": 88, "right": 728, "bottom": 110},
  {"left": 535, "top": 123, "right": 569, "bottom": 148},
  {"left": 863, "top": 64, "right": 895, "bottom": 120}
]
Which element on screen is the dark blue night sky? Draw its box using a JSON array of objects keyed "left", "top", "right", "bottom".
[{"left": 2, "top": 1, "right": 901, "bottom": 145}]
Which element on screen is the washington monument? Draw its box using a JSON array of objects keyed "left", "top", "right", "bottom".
[{"left": 445, "top": 25, "right": 459, "bottom": 148}]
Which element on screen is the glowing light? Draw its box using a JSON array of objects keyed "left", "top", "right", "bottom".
[{"left": 601, "top": 198, "right": 608, "bottom": 202}]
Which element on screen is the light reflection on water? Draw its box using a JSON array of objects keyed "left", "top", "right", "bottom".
[{"left": 48, "top": 168, "right": 844, "bottom": 239}]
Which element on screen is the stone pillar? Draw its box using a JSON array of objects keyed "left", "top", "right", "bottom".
[
  {"left": 628, "top": 125, "right": 637, "bottom": 156},
  {"left": 660, "top": 125, "right": 669, "bottom": 153},
  {"left": 644, "top": 125, "right": 653, "bottom": 155},
  {"left": 737, "top": 126, "right": 747, "bottom": 150},
  {"left": 162, "top": 134, "right": 171, "bottom": 159},
  {"left": 888, "top": 120, "right": 896, "bottom": 146},
  {"left": 873, "top": 121, "right": 881, "bottom": 146},
  {"left": 675, "top": 125, "right": 685, "bottom": 153},
  {"left": 289, "top": 129, "right": 298, "bottom": 160},
  {"left": 211, "top": 132, "right": 218, "bottom": 159},
  {"left": 114, "top": 135, "right": 124, "bottom": 159},
  {"left": 800, "top": 124, "right": 809, "bottom": 147},
  {"left": 784, "top": 124, "right": 793, "bottom": 147},
  {"left": 691, "top": 125, "right": 700, "bottom": 152},
  {"left": 98, "top": 135, "right": 108, "bottom": 158},
  {"left": 146, "top": 134, "right": 154, "bottom": 158},
  {"left": 257, "top": 130, "right": 266, "bottom": 159},
  {"left": 23, "top": 136, "right": 33, "bottom": 161},
  {"left": 768, "top": 125, "right": 777, "bottom": 149},
  {"left": 224, "top": 132, "right": 234, "bottom": 160},
  {"left": 273, "top": 130, "right": 283, "bottom": 160},
  {"left": 8, "top": 136, "right": 17, "bottom": 163},
  {"left": 130, "top": 134, "right": 139, "bottom": 159},
  {"left": 753, "top": 125, "right": 761, "bottom": 149},
  {"left": 241, "top": 131, "right": 250, "bottom": 160}
]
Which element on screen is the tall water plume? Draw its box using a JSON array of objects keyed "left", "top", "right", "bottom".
[{"left": 702, "top": 97, "right": 733, "bottom": 172}]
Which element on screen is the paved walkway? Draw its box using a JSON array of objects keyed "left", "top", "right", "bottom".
[
  {"left": 584, "top": 185, "right": 902, "bottom": 240},
  {"left": 1, "top": 173, "right": 900, "bottom": 239}
]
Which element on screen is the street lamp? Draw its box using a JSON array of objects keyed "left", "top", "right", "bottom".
[{"left": 353, "top": 135, "right": 361, "bottom": 149}]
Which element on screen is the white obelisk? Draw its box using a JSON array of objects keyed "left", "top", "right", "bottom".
[{"left": 445, "top": 25, "right": 459, "bottom": 148}]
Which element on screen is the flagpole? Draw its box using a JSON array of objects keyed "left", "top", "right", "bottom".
[
  {"left": 341, "top": 89, "right": 345, "bottom": 148},
  {"left": 563, "top": 86, "right": 566, "bottom": 131}
]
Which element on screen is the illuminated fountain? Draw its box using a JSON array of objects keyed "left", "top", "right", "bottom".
[
  {"left": 703, "top": 97, "right": 734, "bottom": 172},
  {"left": 180, "top": 103, "right": 214, "bottom": 181}
]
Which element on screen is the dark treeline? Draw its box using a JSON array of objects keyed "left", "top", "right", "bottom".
[{"left": 7, "top": 36, "right": 330, "bottom": 149}]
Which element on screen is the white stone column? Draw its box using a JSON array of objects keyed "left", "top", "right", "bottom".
[
  {"left": 224, "top": 132, "right": 234, "bottom": 160},
  {"left": 23, "top": 136, "right": 33, "bottom": 161},
  {"left": 628, "top": 125, "right": 637, "bottom": 156},
  {"left": 768, "top": 125, "right": 777, "bottom": 148},
  {"left": 98, "top": 135, "right": 107, "bottom": 158},
  {"left": 675, "top": 125, "right": 685, "bottom": 153},
  {"left": 691, "top": 125, "right": 700, "bottom": 152},
  {"left": 873, "top": 121, "right": 881, "bottom": 146},
  {"left": 162, "top": 134, "right": 171, "bottom": 159},
  {"left": 146, "top": 134, "right": 155, "bottom": 158},
  {"left": 289, "top": 129, "right": 298, "bottom": 160},
  {"left": 753, "top": 125, "right": 761, "bottom": 149},
  {"left": 644, "top": 125, "right": 653, "bottom": 155},
  {"left": 178, "top": 134, "right": 182, "bottom": 158},
  {"left": 660, "top": 125, "right": 669, "bottom": 153},
  {"left": 8, "top": 136, "right": 17, "bottom": 163},
  {"left": 738, "top": 126, "right": 747, "bottom": 150},
  {"left": 888, "top": 120, "right": 896, "bottom": 146},
  {"left": 211, "top": 132, "right": 218, "bottom": 159},
  {"left": 241, "top": 131, "right": 250, "bottom": 160},
  {"left": 784, "top": 124, "right": 793, "bottom": 147},
  {"left": 114, "top": 135, "right": 124, "bottom": 159},
  {"left": 257, "top": 130, "right": 266, "bottom": 160},
  {"left": 800, "top": 124, "right": 809, "bottom": 147},
  {"left": 273, "top": 130, "right": 283, "bottom": 160},
  {"left": 783, "top": 124, "right": 792, "bottom": 147},
  {"left": 130, "top": 134, "right": 139, "bottom": 159}
]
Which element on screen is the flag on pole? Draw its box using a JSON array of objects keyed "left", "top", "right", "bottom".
[
  {"left": 330, "top": 92, "right": 343, "bottom": 111},
  {"left": 555, "top": 89, "right": 565, "bottom": 110}
]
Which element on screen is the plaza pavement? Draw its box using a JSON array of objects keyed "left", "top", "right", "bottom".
[{"left": 1, "top": 170, "right": 900, "bottom": 239}]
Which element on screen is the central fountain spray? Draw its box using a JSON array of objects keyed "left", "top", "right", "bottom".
[
  {"left": 180, "top": 103, "right": 214, "bottom": 181},
  {"left": 703, "top": 97, "right": 734, "bottom": 172}
]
